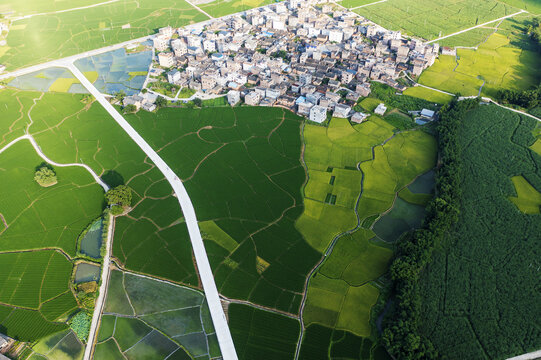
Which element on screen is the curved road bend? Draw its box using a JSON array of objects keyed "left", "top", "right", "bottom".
[
  {"left": 0, "top": 134, "right": 109, "bottom": 192},
  {"left": 65, "top": 63, "right": 238, "bottom": 360}
]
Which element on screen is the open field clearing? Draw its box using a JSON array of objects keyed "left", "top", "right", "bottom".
[
  {"left": 126, "top": 106, "right": 318, "bottom": 313},
  {"left": 0, "top": 89, "right": 198, "bottom": 284},
  {"left": 198, "top": 0, "right": 277, "bottom": 17},
  {"left": 419, "top": 105, "right": 541, "bottom": 359},
  {"left": 300, "top": 116, "right": 435, "bottom": 347},
  {"left": 355, "top": 0, "right": 520, "bottom": 40},
  {"left": 299, "top": 324, "right": 389, "bottom": 360},
  {"left": 97, "top": 270, "right": 220, "bottom": 359},
  {"left": 229, "top": 303, "right": 300, "bottom": 360},
  {"left": 509, "top": 175, "right": 541, "bottom": 214},
  {"left": 0, "top": 0, "right": 208, "bottom": 71}
]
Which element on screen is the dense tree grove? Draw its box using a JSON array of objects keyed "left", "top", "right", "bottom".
[
  {"left": 382, "top": 98, "right": 479, "bottom": 359},
  {"left": 105, "top": 184, "right": 132, "bottom": 215},
  {"left": 34, "top": 165, "right": 57, "bottom": 187}
]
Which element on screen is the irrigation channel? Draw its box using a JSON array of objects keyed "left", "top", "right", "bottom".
[{"left": 294, "top": 128, "right": 401, "bottom": 359}]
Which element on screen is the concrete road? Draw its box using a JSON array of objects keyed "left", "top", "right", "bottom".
[{"left": 66, "top": 63, "right": 238, "bottom": 360}]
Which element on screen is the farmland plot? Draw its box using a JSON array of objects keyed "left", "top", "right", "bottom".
[
  {"left": 4, "top": 91, "right": 199, "bottom": 285},
  {"left": 31, "top": 329, "right": 85, "bottom": 360},
  {"left": 0, "top": 0, "right": 208, "bottom": 71},
  {"left": 355, "top": 0, "right": 520, "bottom": 41},
  {"left": 126, "top": 106, "right": 319, "bottom": 313},
  {"left": 97, "top": 270, "right": 220, "bottom": 360},
  {"left": 198, "top": 0, "right": 277, "bottom": 17},
  {"left": 300, "top": 117, "right": 436, "bottom": 344}
]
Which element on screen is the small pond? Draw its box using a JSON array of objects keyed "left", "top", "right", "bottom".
[
  {"left": 74, "top": 263, "right": 100, "bottom": 283},
  {"left": 408, "top": 170, "right": 435, "bottom": 194},
  {"left": 372, "top": 197, "right": 427, "bottom": 242},
  {"left": 79, "top": 218, "right": 103, "bottom": 259}
]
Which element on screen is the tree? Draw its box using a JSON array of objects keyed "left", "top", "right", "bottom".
[
  {"left": 123, "top": 104, "right": 137, "bottom": 114},
  {"left": 193, "top": 98, "right": 202, "bottom": 107},
  {"left": 34, "top": 166, "right": 57, "bottom": 187},
  {"left": 105, "top": 185, "right": 132, "bottom": 209},
  {"left": 114, "top": 90, "right": 126, "bottom": 103},
  {"left": 155, "top": 96, "right": 167, "bottom": 108}
]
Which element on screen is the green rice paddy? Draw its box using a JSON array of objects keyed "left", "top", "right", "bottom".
[
  {"left": 126, "top": 106, "right": 318, "bottom": 313},
  {"left": 402, "top": 87, "right": 454, "bottom": 104},
  {"left": 98, "top": 270, "right": 219, "bottom": 360},
  {"left": 301, "top": 116, "right": 436, "bottom": 339},
  {"left": 0, "top": 0, "right": 208, "bottom": 71},
  {"left": 355, "top": 0, "right": 520, "bottom": 41},
  {"left": 419, "top": 33, "right": 541, "bottom": 97},
  {"left": 199, "top": 0, "right": 277, "bottom": 17},
  {"left": 32, "top": 329, "right": 84, "bottom": 360}
]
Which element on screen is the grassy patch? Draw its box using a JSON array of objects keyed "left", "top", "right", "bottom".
[
  {"left": 199, "top": 0, "right": 277, "bottom": 17},
  {"left": 403, "top": 86, "right": 454, "bottom": 104},
  {"left": 509, "top": 175, "right": 541, "bottom": 214}
]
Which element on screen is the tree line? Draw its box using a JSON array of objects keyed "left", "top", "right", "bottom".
[{"left": 381, "top": 98, "right": 479, "bottom": 359}]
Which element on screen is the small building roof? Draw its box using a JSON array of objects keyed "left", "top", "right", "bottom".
[{"left": 420, "top": 108, "right": 435, "bottom": 118}]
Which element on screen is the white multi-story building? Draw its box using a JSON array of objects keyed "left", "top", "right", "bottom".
[
  {"left": 245, "top": 91, "right": 262, "bottom": 106},
  {"left": 153, "top": 35, "right": 170, "bottom": 52},
  {"left": 158, "top": 52, "right": 175, "bottom": 68},
  {"left": 227, "top": 90, "right": 241, "bottom": 105},
  {"left": 329, "top": 30, "right": 344, "bottom": 43},
  {"left": 167, "top": 70, "right": 181, "bottom": 84},
  {"left": 203, "top": 39, "right": 216, "bottom": 53},
  {"left": 309, "top": 105, "right": 327, "bottom": 123},
  {"left": 159, "top": 26, "right": 174, "bottom": 38}
]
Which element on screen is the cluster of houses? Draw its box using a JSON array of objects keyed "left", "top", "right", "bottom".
[{"left": 127, "top": 0, "right": 443, "bottom": 122}]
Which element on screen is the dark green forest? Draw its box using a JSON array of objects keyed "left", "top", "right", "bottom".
[{"left": 383, "top": 101, "right": 541, "bottom": 359}]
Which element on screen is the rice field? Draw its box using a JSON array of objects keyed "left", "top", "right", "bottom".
[
  {"left": 402, "top": 87, "right": 454, "bottom": 104},
  {"left": 419, "top": 32, "right": 541, "bottom": 97},
  {"left": 355, "top": 0, "right": 520, "bottom": 41},
  {"left": 98, "top": 270, "right": 220, "bottom": 360},
  {"left": 229, "top": 303, "right": 300, "bottom": 360},
  {"left": 199, "top": 0, "right": 277, "bottom": 17},
  {"left": 32, "top": 329, "right": 85, "bottom": 360},
  {"left": 301, "top": 116, "right": 436, "bottom": 339},
  {"left": 126, "top": 106, "right": 319, "bottom": 313},
  {"left": 0, "top": 0, "right": 208, "bottom": 71}
]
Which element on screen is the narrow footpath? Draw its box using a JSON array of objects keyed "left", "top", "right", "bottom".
[{"left": 65, "top": 63, "right": 238, "bottom": 360}]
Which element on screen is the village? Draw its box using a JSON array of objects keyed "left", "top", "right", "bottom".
[{"left": 122, "top": 0, "right": 446, "bottom": 123}]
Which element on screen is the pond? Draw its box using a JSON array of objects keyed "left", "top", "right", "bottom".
[
  {"left": 79, "top": 218, "right": 103, "bottom": 259},
  {"left": 372, "top": 197, "right": 427, "bottom": 242},
  {"left": 408, "top": 170, "right": 435, "bottom": 194},
  {"left": 74, "top": 263, "right": 100, "bottom": 283},
  {"left": 74, "top": 45, "right": 152, "bottom": 95}
]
